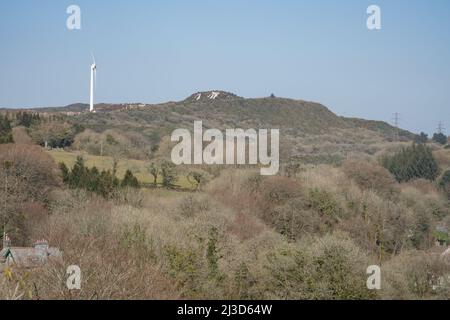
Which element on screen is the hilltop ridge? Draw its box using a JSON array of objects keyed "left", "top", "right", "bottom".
[
  {"left": 2, "top": 91, "right": 415, "bottom": 164},
  {"left": 184, "top": 90, "right": 243, "bottom": 103}
]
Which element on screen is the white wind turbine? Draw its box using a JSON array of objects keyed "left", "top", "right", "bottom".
[{"left": 89, "top": 53, "right": 97, "bottom": 113}]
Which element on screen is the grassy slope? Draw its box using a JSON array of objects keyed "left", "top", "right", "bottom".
[
  {"left": 47, "top": 149, "right": 193, "bottom": 188},
  {"left": 63, "top": 96, "right": 414, "bottom": 165},
  {"left": 71, "top": 96, "right": 414, "bottom": 137}
]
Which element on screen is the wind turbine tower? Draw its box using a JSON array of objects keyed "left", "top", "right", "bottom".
[{"left": 90, "top": 54, "right": 97, "bottom": 113}]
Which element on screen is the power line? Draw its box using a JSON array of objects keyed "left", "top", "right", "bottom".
[
  {"left": 437, "top": 122, "right": 445, "bottom": 134},
  {"left": 392, "top": 113, "right": 400, "bottom": 128},
  {"left": 390, "top": 112, "right": 401, "bottom": 141}
]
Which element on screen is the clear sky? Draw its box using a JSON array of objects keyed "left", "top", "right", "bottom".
[{"left": 1, "top": 0, "right": 449, "bottom": 134}]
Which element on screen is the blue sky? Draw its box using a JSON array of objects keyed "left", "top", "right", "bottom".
[{"left": 1, "top": 0, "right": 449, "bottom": 134}]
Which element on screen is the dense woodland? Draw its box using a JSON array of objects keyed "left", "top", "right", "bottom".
[{"left": 1, "top": 101, "right": 450, "bottom": 299}]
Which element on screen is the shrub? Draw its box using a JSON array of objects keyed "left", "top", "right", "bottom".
[
  {"left": 31, "top": 197, "right": 179, "bottom": 300},
  {"left": 381, "top": 143, "right": 440, "bottom": 182},
  {"left": 264, "top": 234, "right": 377, "bottom": 300},
  {"left": 15, "top": 111, "right": 40, "bottom": 128},
  {"left": 120, "top": 223, "right": 156, "bottom": 262},
  {"left": 59, "top": 162, "right": 70, "bottom": 183},
  {"left": 410, "top": 210, "right": 434, "bottom": 250},
  {"left": 163, "top": 245, "right": 204, "bottom": 297},
  {"left": 187, "top": 171, "right": 205, "bottom": 191},
  {"left": 228, "top": 211, "right": 264, "bottom": 241},
  {"left": 178, "top": 195, "right": 210, "bottom": 218},
  {"left": 232, "top": 263, "right": 257, "bottom": 299},
  {"left": 121, "top": 170, "right": 140, "bottom": 188},
  {"left": 60, "top": 156, "right": 120, "bottom": 198},
  {"left": 206, "top": 227, "right": 221, "bottom": 279},
  {"left": 0, "top": 144, "right": 59, "bottom": 199},
  {"left": 0, "top": 144, "right": 59, "bottom": 245},
  {"left": 383, "top": 251, "right": 450, "bottom": 299},
  {"left": 435, "top": 230, "right": 449, "bottom": 246},
  {"left": 149, "top": 162, "right": 160, "bottom": 186},
  {"left": 72, "top": 128, "right": 150, "bottom": 160},
  {"left": 342, "top": 160, "right": 397, "bottom": 197},
  {"left": 0, "top": 114, "right": 13, "bottom": 144},
  {"left": 415, "top": 132, "right": 428, "bottom": 144},
  {"left": 161, "top": 160, "right": 177, "bottom": 188},
  {"left": 114, "top": 187, "right": 145, "bottom": 208},
  {"left": 269, "top": 198, "right": 321, "bottom": 240},
  {"left": 30, "top": 120, "right": 81, "bottom": 148},
  {"left": 260, "top": 176, "right": 299, "bottom": 203},
  {"left": 433, "top": 132, "right": 447, "bottom": 145},
  {"left": 308, "top": 188, "right": 342, "bottom": 220},
  {"left": 439, "top": 170, "right": 450, "bottom": 199},
  {"left": 264, "top": 245, "right": 313, "bottom": 299}
]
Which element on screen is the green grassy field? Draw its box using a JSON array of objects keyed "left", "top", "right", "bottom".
[{"left": 47, "top": 149, "right": 193, "bottom": 188}]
